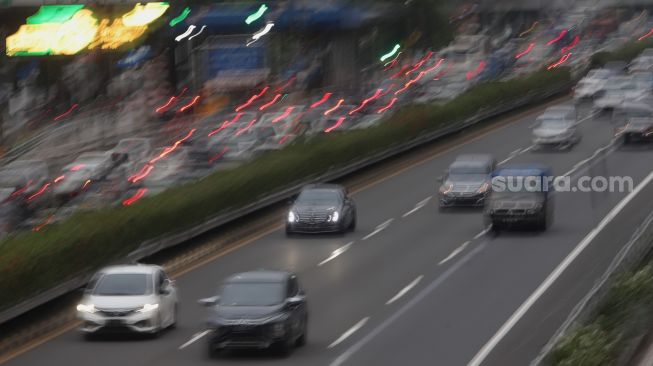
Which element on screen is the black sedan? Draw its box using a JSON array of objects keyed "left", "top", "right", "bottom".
[
  {"left": 199, "top": 271, "right": 308, "bottom": 357},
  {"left": 286, "top": 184, "right": 357, "bottom": 234}
]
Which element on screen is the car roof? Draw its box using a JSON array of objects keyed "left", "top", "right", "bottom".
[
  {"left": 302, "top": 183, "right": 344, "bottom": 191},
  {"left": 99, "top": 264, "right": 160, "bottom": 275},
  {"left": 225, "top": 270, "right": 291, "bottom": 284},
  {"left": 451, "top": 155, "right": 494, "bottom": 169},
  {"left": 493, "top": 163, "right": 551, "bottom": 177}
]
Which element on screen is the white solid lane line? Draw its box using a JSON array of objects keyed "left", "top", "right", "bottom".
[
  {"left": 328, "top": 317, "right": 370, "bottom": 349},
  {"left": 318, "top": 242, "right": 354, "bottom": 266},
  {"left": 438, "top": 241, "right": 470, "bottom": 265},
  {"left": 402, "top": 197, "right": 432, "bottom": 218},
  {"left": 179, "top": 330, "right": 211, "bottom": 350},
  {"left": 386, "top": 275, "right": 423, "bottom": 305},
  {"left": 474, "top": 228, "right": 491, "bottom": 240},
  {"left": 363, "top": 219, "right": 394, "bottom": 240},
  {"left": 468, "top": 169, "right": 653, "bottom": 366}
]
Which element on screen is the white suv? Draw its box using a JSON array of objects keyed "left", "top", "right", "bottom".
[{"left": 76, "top": 264, "right": 178, "bottom": 337}]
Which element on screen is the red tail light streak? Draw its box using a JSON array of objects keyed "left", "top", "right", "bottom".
[
  {"left": 236, "top": 86, "right": 269, "bottom": 112},
  {"left": 391, "top": 65, "right": 411, "bottom": 79},
  {"left": 377, "top": 98, "right": 398, "bottom": 113},
  {"left": 350, "top": 89, "right": 383, "bottom": 115},
  {"left": 209, "top": 147, "right": 229, "bottom": 163},
  {"left": 33, "top": 214, "right": 54, "bottom": 232},
  {"left": 275, "top": 76, "right": 296, "bottom": 93},
  {"left": 324, "top": 117, "right": 346, "bottom": 133},
  {"left": 122, "top": 188, "right": 148, "bottom": 206},
  {"left": 639, "top": 28, "right": 653, "bottom": 42},
  {"left": 54, "top": 175, "right": 65, "bottom": 183},
  {"left": 82, "top": 179, "right": 92, "bottom": 190},
  {"left": 273, "top": 107, "right": 295, "bottom": 123},
  {"left": 310, "top": 93, "right": 333, "bottom": 109},
  {"left": 259, "top": 94, "right": 282, "bottom": 111},
  {"left": 547, "top": 53, "right": 572, "bottom": 70},
  {"left": 324, "top": 99, "right": 345, "bottom": 116},
  {"left": 208, "top": 113, "right": 244, "bottom": 137},
  {"left": 54, "top": 104, "right": 79, "bottom": 121},
  {"left": 70, "top": 164, "right": 86, "bottom": 172},
  {"left": 27, "top": 183, "right": 50, "bottom": 202},
  {"left": 128, "top": 164, "right": 154, "bottom": 183},
  {"left": 150, "top": 129, "right": 196, "bottom": 165},
  {"left": 515, "top": 43, "right": 535, "bottom": 59},
  {"left": 234, "top": 119, "right": 257, "bottom": 136},
  {"left": 546, "top": 30, "right": 568, "bottom": 46},
  {"left": 179, "top": 96, "right": 200, "bottom": 112},
  {"left": 466, "top": 61, "right": 486, "bottom": 80},
  {"left": 155, "top": 97, "right": 177, "bottom": 113},
  {"left": 561, "top": 36, "right": 580, "bottom": 54}
]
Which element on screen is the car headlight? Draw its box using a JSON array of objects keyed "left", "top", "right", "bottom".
[
  {"left": 288, "top": 211, "right": 297, "bottom": 223},
  {"left": 137, "top": 303, "right": 159, "bottom": 313},
  {"left": 330, "top": 211, "right": 340, "bottom": 222},
  {"left": 76, "top": 304, "right": 96, "bottom": 313},
  {"left": 270, "top": 322, "right": 286, "bottom": 337},
  {"left": 439, "top": 183, "right": 453, "bottom": 195},
  {"left": 477, "top": 182, "right": 489, "bottom": 194}
]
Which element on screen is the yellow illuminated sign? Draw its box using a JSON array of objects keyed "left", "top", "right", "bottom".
[
  {"left": 6, "top": 3, "right": 169, "bottom": 56},
  {"left": 122, "top": 3, "right": 169, "bottom": 27}
]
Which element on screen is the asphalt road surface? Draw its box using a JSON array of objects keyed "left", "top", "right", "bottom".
[{"left": 5, "top": 101, "right": 653, "bottom": 366}]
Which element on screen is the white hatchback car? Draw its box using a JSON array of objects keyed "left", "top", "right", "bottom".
[{"left": 76, "top": 264, "right": 178, "bottom": 337}]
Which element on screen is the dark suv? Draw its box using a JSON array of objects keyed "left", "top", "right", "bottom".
[
  {"left": 484, "top": 164, "right": 553, "bottom": 232},
  {"left": 199, "top": 271, "right": 308, "bottom": 357}
]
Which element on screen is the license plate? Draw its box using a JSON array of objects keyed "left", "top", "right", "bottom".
[{"left": 106, "top": 319, "right": 124, "bottom": 326}]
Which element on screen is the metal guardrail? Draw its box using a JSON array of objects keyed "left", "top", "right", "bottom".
[{"left": 0, "top": 81, "right": 572, "bottom": 326}]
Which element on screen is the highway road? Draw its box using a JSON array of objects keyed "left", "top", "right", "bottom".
[{"left": 4, "top": 99, "right": 653, "bottom": 366}]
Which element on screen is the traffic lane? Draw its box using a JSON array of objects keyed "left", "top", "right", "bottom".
[
  {"left": 1, "top": 98, "right": 582, "bottom": 365},
  {"left": 9, "top": 99, "right": 566, "bottom": 366},
  {"left": 333, "top": 143, "right": 653, "bottom": 366},
  {"left": 1, "top": 233, "right": 354, "bottom": 366},
  {"left": 2, "top": 101, "right": 549, "bottom": 366},
  {"left": 164, "top": 198, "right": 492, "bottom": 366},
  {"left": 478, "top": 149, "right": 653, "bottom": 366}
]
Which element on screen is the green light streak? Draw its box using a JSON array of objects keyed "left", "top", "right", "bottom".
[
  {"left": 245, "top": 4, "right": 268, "bottom": 25},
  {"left": 27, "top": 5, "right": 84, "bottom": 25},
  {"left": 380, "top": 44, "right": 401, "bottom": 62},
  {"left": 169, "top": 7, "right": 190, "bottom": 27}
]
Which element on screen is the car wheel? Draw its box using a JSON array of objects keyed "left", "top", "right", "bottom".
[
  {"left": 276, "top": 337, "right": 295, "bottom": 357},
  {"left": 151, "top": 314, "right": 163, "bottom": 338},
  {"left": 348, "top": 214, "right": 357, "bottom": 232},
  {"left": 296, "top": 318, "right": 308, "bottom": 347},
  {"left": 207, "top": 343, "right": 221, "bottom": 359},
  {"left": 537, "top": 215, "right": 547, "bottom": 231}
]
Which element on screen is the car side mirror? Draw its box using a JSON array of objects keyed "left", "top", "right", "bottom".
[{"left": 198, "top": 296, "right": 219, "bottom": 307}]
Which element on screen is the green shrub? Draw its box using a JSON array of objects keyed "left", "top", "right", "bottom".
[{"left": 552, "top": 265, "right": 653, "bottom": 366}]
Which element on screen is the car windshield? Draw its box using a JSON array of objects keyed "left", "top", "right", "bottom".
[
  {"left": 219, "top": 282, "right": 285, "bottom": 306},
  {"left": 538, "top": 119, "right": 569, "bottom": 129},
  {"left": 297, "top": 189, "right": 341, "bottom": 204},
  {"left": 92, "top": 273, "right": 151, "bottom": 296}
]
